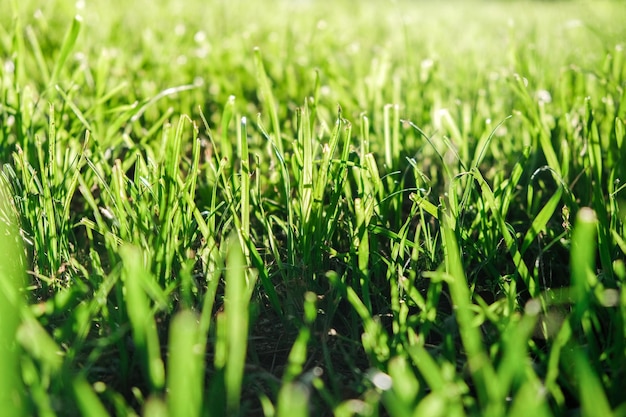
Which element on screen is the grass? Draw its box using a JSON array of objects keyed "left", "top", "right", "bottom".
[{"left": 1, "top": 0, "right": 625, "bottom": 415}]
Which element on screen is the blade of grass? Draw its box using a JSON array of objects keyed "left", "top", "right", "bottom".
[
  {"left": 520, "top": 185, "right": 563, "bottom": 255},
  {"left": 300, "top": 101, "right": 314, "bottom": 230},
  {"left": 72, "top": 375, "right": 110, "bottom": 417},
  {"left": 282, "top": 291, "right": 317, "bottom": 384},
  {"left": 254, "top": 47, "right": 283, "bottom": 154},
  {"left": 471, "top": 167, "right": 536, "bottom": 296},
  {"left": 0, "top": 174, "right": 27, "bottom": 416},
  {"left": 584, "top": 102, "right": 614, "bottom": 281},
  {"left": 221, "top": 95, "right": 236, "bottom": 165},
  {"left": 387, "top": 356, "right": 419, "bottom": 409},
  {"left": 326, "top": 271, "right": 390, "bottom": 366},
  {"left": 383, "top": 104, "right": 400, "bottom": 169},
  {"left": 24, "top": 24, "right": 50, "bottom": 86},
  {"left": 508, "top": 379, "right": 552, "bottom": 417},
  {"left": 16, "top": 316, "right": 64, "bottom": 373},
  {"left": 276, "top": 381, "right": 310, "bottom": 417},
  {"left": 495, "top": 308, "right": 540, "bottom": 401},
  {"left": 354, "top": 197, "right": 371, "bottom": 311},
  {"left": 471, "top": 116, "right": 512, "bottom": 169},
  {"left": 239, "top": 116, "right": 250, "bottom": 260},
  {"left": 120, "top": 245, "right": 165, "bottom": 391},
  {"left": 167, "top": 310, "right": 203, "bottom": 417},
  {"left": 509, "top": 73, "right": 561, "bottom": 177},
  {"left": 570, "top": 207, "right": 597, "bottom": 324},
  {"left": 49, "top": 15, "right": 82, "bottom": 88},
  {"left": 567, "top": 347, "right": 614, "bottom": 417},
  {"left": 441, "top": 212, "right": 502, "bottom": 417},
  {"left": 54, "top": 85, "right": 94, "bottom": 132},
  {"left": 9, "top": 0, "right": 26, "bottom": 87},
  {"left": 143, "top": 397, "right": 169, "bottom": 417},
  {"left": 36, "top": 105, "right": 60, "bottom": 278},
  {"left": 254, "top": 117, "right": 291, "bottom": 312},
  {"left": 223, "top": 233, "right": 257, "bottom": 414}
]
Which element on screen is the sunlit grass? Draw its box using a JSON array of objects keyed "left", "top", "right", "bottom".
[{"left": 1, "top": 0, "right": 625, "bottom": 415}]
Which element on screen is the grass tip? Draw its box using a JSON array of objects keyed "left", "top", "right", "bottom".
[
  {"left": 525, "top": 299, "right": 542, "bottom": 316},
  {"left": 577, "top": 207, "right": 597, "bottom": 223},
  {"left": 367, "top": 369, "right": 392, "bottom": 391}
]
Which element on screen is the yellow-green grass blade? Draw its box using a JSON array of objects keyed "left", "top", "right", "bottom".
[
  {"left": 220, "top": 95, "right": 236, "bottom": 166},
  {"left": 16, "top": 316, "right": 64, "bottom": 373},
  {"left": 223, "top": 234, "right": 257, "bottom": 414},
  {"left": 496, "top": 309, "right": 544, "bottom": 408},
  {"left": 0, "top": 174, "right": 27, "bottom": 416},
  {"left": 354, "top": 197, "right": 371, "bottom": 311},
  {"left": 50, "top": 14, "right": 82, "bottom": 88},
  {"left": 120, "top": 245, "right": 165, "bottom": 391},
  {"left": 520, "top": 186, "right": 563, "bottom": 255},
  {"left": 441, "top": 213, "right": 502, "bottom": 416},
  {"left": 254, "top": 47, "right": 283, "bottom": 154},
  {"left": 282, "top": 292, "right": 317, "bottom": 384},
  {"left": 300, "top": 100, "right": 314, "bottom": 230},
  {"left": 72, "top": 376, "right": 109, "bottom": 417},
  {"left": 25, "top": 24, "right": 50, "bottom": 86},
  {"left": 471, "top": 167, "right": 535, "bottom": 296},
  {"left": 326, "top": 271, "right": 390, "bottom": 366},
  {"left": 572, "top": 347, "right": 614, "bottom": 417},
  {"left": 508, "top": 73, "right": 561, "bottom": 178},
  {"left": 143, "top": 397, "right": 168, "bottom": 417},
  {"left": 383, "top": 103, "right": 400, "bottom": 169},
  {"left": 239, "top": 116, "right": 250, "bottom": 259},
  {"left": 508, "top": 379, "right": 552, "bottom": 417},
  {"left": 570, "top": 208, "right": 597, "bottom": 324},
  {"left": 167, "top": 310, "right": 203, "bottom": 417},
  {"left": 386, "top": 356, "right": 419, "bottom": 410},
  {"left": 276, "top": 381, "right": 310, "bottom": 417}
]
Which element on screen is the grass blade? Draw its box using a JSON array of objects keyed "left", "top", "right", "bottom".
[
  {"left": 239, "top": 116, "right": 250, "bottom": 259},
  {"left": 572, "top": 347, "right": 614, "bottom": 417},
  {"left": 120, "top": 245, "right": 165, "bottom": 391},
  {"left": 0, "top": 174, "right": 27, "bottom": 416},
  {"left": 167, "top": 310, "right": 203, "bottom": 417},
  {"left": 441, "top": 212, "right": 501, "bottom": 416},
  {"left": 50, "top": 15, "right": 82, "bottom": 88},
  {"left": 72, "top": 376, "right": 110, "bottom": 417},
  {"left": 282, "top": 292, "right": 317, "bottom": 384},
  {"left": 520, "top": 185, "right": 563, "bottom": 255},
  {"left": 471, "top": 167, "right": 535, "bottom": 296},
  {"left": 570, "top": 207, "right": 597, "bottom": 324},
  {"left": 254, "top": 47, "right": 282, "bottom": 154},
  {"left": 223, "top": 233, "right": 256, "bottom": 414},
  {"left": 276, "top": 382, "right": 310, "bottom": 417}
]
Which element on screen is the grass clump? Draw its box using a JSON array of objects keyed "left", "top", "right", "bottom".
[{"left": 1, "top": 0, "right": 626, "bottom": 415}]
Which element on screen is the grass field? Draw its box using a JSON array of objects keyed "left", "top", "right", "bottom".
[{"left": 1, "top": 0, "right": 626, "bottom": 415}]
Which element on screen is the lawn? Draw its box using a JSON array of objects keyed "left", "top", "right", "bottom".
[{"left": 1, "top": 0, "right": 625, "bottom": 416}]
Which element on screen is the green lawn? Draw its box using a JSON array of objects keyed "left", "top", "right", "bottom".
[{"left": 1, "top": 0, "right": 625, "bottom": 415}]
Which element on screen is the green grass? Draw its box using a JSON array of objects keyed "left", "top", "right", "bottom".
[{"left": 1, "top": 0, "right": 626, "bottom": 415}]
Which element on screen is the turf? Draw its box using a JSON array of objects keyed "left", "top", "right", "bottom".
[{"left": 1, "top": 0, "right": 625, "bottom": 416}]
